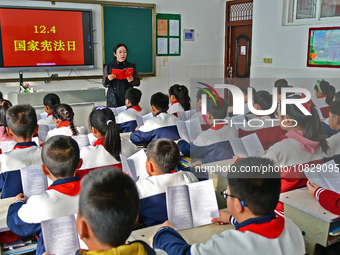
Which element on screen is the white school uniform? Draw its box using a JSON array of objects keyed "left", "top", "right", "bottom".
[{"left": 168, "top": 102, "right": 184, "bottom": 115}]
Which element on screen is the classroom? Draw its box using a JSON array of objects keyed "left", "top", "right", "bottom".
[{"left": 0, "top": 0, "right": 340, "bottom": 254}]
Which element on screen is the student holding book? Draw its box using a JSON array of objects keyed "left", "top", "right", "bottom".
[
  {"left": 0, "top": 99, "right": 13, "bottom": 142},
  {"left": 168, "top": 84, "right": 191, "bottom": 116},
  {"left": 130, "top": 92, "right": 180, "bottom": 145},
  {"left": 7, "top": 136, "right": 83, "bottom": 255},
  {"left": 37, "top": 93, "right": 60, "bottom": 125},
  {"left": 102, "top": 43, "right": 140, "bottom": 107},
  {"left": 78, "top": 107, "right": 138, "bottom": 175},
  {"left": 0, "top": 104, "right": 42, "bottom": 198},
  {"left": 136, "top": 139, "right": 198, "bottom": 227},
  {"left": 153, "top": 157, "right": 305, "bottom": 255},
  {"left": 178, "top": 95, "right": 238, "bottom": 164},
  {"left": 116, "top": 88, "right": 146, "bottom": 133},
  {"left": 314, "top": 80, "right": 335, "bottom": 119},
  {"left": 45, "top": 104, "right": 86, "bottom": 140}
]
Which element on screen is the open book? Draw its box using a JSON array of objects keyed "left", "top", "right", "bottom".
[
  {"left": 36, "top": 112, "right": 48, "bottom": 121},
  {"left": 111, "top": 68, "right": 133, "bottom": 80},
  {"left": 304, "top": 160, "right": 340, "bottom": 194},
  {"left": 229, "top": 133, "right": 265, "bottom": 157},
  {"left": 38, "top": 124, "right": 57, "bottom": 142},
  {"left": 20, "top": 165, "right": 49, "bottom": 198},
  {"left": 176, "top": 118, "right": 202, "bottom": 143},
  {"left": 176, "top": 109, "right": 196, "bottom": 121},
  {"left": 42, "top": 215, "right": 88, "bottom": 255},
  {"left": 120, "top": 150, "right": 149, "bottom": 182},
  {"left": 136, "top": 112, "right": 153, "bottom": 127},
  {"left": 166, "top": 179, "right": 219, "bottom": 230},
  {"left": 1, "top": 137, "right": 40, "bottom": 153},
  {"left": 110, "top": 105, "right": 127, "bottom": 117},
  {"left": 71, "top": 134, "right": 97, "bottom": 150}
]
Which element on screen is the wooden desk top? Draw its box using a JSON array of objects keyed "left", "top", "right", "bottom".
[
  {"left": 0, "top": 198, "right": 14, "bottom": 232},
  {"left": 280, "top": 187, "right": 340, "bottom": 223},
  {"left": 129, "top": 223, "right": 233, "bottom": 247}
]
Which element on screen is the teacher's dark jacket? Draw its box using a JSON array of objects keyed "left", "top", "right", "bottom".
[{"left": 102, "top": 60, "right": 140, "bottom": 107}]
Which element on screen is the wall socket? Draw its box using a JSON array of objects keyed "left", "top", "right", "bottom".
[{"left": 263, "top": 58, "right": 272, "bottom": 63}]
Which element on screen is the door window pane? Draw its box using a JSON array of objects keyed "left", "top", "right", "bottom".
[
  {"left": 321, "top": 0, "right": 340, "bottom": 17},
  {"left": 296, "top": 0, "right": 316, "bottom": 19}
]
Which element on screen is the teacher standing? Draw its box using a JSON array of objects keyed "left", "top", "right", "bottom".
[{"left": 102, "top": 43, "right": 140, "bottom": 107}]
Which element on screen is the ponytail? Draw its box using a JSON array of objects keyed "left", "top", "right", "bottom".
[
  {"left": 315, "top": 80, "right": 336, "bottom": 105},
  {"left": 285, "top": 96, "right": 329, "bottom": 153},
  {"left": 0, "top": 99, "right": 12, "bottom": 135},
  {"left": 169, "top": 84, "right": 191, "bottom": 111},
  {"left": 90, "top": 107, "right": 121, "bottom": 161},
  {"left": 53, "top": 104, "right": 78, "bottom": 136}
]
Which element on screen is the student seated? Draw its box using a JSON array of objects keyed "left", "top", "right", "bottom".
[
  {"left": 153, "top": 157, "right": 305, "bottom": 255},
  {"left": 37, "top": 93, "right": 60, "bottom": 125},
  {"left": 321, "top": 91, "right": 340, "bottom": 138},
  {"left": 314, "top": 80, "right": 335, "bottom": 119},
  {"left": 240, "top": 86, "right": 256, "bottom": 115},
  {"left": 7, "top": 136, "right": 82, "bottom": 255},
  {"left": 0, "top": 104, "right": 42, "bottom": 198},
  {"left": 76, "top": 167, "right": 160, "bottom": 254},
  {"left": 190, "top": 88, "right": 212, "bottom": 126},
  {"left": 116, "top": 88, "right": 146, "bottom": 133},
  {"left": 178, "top": 96, "right": 238, "bottom": 164},
  {"left": 45, "top": 104, "right": 87, "bottom": 140},
  {"left": 0, "top": 99, "right": 13, "bottom": 142},
  {"left": 168, "top": 84, "right": 190, "bottom": 116},
  {"left": 130, "top": 92, "right": 180, "bottom": 145},
  {"left": 78, "top": 107, "right": 138, "bottom": 177},
  {"left": 136, "top": 139, "right": 198, "bottom": 227}
]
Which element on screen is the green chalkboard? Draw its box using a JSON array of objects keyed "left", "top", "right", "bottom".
[{"left": 103, "top": 5, "right": 155, "bottom": 76}]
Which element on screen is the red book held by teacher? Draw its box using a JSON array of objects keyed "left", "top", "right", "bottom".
[{"left": 111, "top": 68, "right": 133, "bottom": 80}]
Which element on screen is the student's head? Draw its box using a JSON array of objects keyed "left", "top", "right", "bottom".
[
  {"left": 113, "top": 43, "right": 128, "bottom": 63},
  {"left": 6, "top": 104, "right": 37, "bottom": 140},
  {"left": 274, "top": 79, "right": 290, "bottom": 102},
  {"left": 240, "top": 87, "right": 256, "bottom": 103},
  {"left": 0, "top": 91, "right": 3, "bottom": 101},
  {"left": 77, "top": 168, "right": 139, "bottom": 249},
  {"left": 206, "top": 96, "right": 228, "bottom": 124},
  {"left": 0, "top": 99, "right": 12, "bottom": 134},
  {"left": 196, "top": 88, "right": 212, "bottom": 109},
  {"left": 52, "top": 104, "right": 78, "bottom": 136},
  {"left": 150, "top": 92, "right": 169, "bottom": 115},
  {"left": 314, "top": 80, "right": 335, "bottom": 105},
  {"left": 253, "top": 90, "right": 275, "bottom": 118},
  {"left": 43, "top": 93, "right": 60, "bottom": 113},
  {"left": 89, "top": 107, "right": 121, "bottom": 161},
  {"left": 41, "top": 135, "right": 82, "bottom": 179},
  {"left": 279, "top": 95, "right": 329, "bottom": 153},
  {"left": 146, "top": 138, "right": 180, "bottom": 176},
  {"left": 334, "top": 91, "right": 340, "bottom": 102},
  {"left": 226, "top": 158, "right": 280, "bottom": 219},
  {"left": 125, "top": 88, "right": 142, "bottom": 107},
  {"left": 328, "top": 100, "right": 340, "bottom": 131},
  {"left": 169, "top": 84, "right": 191, "bottom": 111}
]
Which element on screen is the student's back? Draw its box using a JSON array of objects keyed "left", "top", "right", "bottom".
[
  {"left": 37, "top": 93, "right": 60, "bottom": 125},
  {"left": 314, "top": 80, "right": 335, "bottom": 119},
  {"left": 168, "top": 84, "right": 190, "bottom": 116}
]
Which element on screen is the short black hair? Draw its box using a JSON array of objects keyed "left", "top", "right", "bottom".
[
  {"left": 240, "top": 86, "right": 256, "bottom": 96},
  {"left": 227, "top": 157, "right": 280, "bottom": 215},
  {"left": 6, "top": 104, "right": 37, "bottom": 139},
  {"left": 150, "top": 92, "right": 169, "bottom": 111},
  {"left": 146, "top": 138, "right": 180, "bottom": 173},
  {"left": 43, "top": 93, "right": 60, "bottom": 109},
  {"left": 274, "top": 79, "right": 289, "bottom": 95},
  {"left": 334, "top": 91, "right": 340, "bottom": 101},
  {"left": 79, "top": 168, "right": 139, "bottom": 247},
  {"left": 125, "top": 88, "right": 142, "bottom": 105},
  {"left": 207, "top": 95, "right": 228, "bottom": 119},
  {"left": 41, "top": 136, "right": 80, "bottom": 178},
  {"left": 330, "top": 100, "right": 340, "bottom": 117}
]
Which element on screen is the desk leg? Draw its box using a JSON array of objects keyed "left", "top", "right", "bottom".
[{"left": 285, "top": 205, "right": 330, "bottom": 255}]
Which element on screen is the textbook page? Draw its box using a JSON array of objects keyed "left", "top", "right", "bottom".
[
  {"left": 120, "top": 154, "right": 137, "bottom": 182},
  {"left": 136, "top": 112, "right": 153, "bottom": 127},
  {"left": 242, "top": 133, "right": 265, "bottom": 157},
  {"left": 229, "top": 137, "right": 248, "bottom": 158},
  {"left": 176, "top": 111, "right": 187, "bottom": 121},
  {"left": 127, "top": 150, "right": 149, "bottom": 181},
  {"left": 176, "top": 120, "right": 191, "bottom": 142},
  {"left": 186, "top": 109, "right": 196, "bottom": 120},
  {"left": 72, "top": 135, "right": 90, "bottom": 150},
  {"left": 1, "top": 140, "right": 16, "bottom": 153},
  {"left": 87, "top": 133, "right": 97, "bottom": 146},
  {"left": 186, "top": 118, "right": 202, "bottom": 142},
  {"left": 42, "top": 215, "right": 80, "bottom": 255},
  {"left": 20, "top": 165, "right": 48, "bottom": 198},
  {"left": 110, "top": 106, "right": 127, "bottom": 117},
  {"left": 166, "top": 185, "right": 193, "bottom": 230},
  {"left": 188, "top": 180, "right": 219, "bottom": 228},
  {"left": 38, "top": 124, "right": 56, "bottom": 142},
  {"left": 304, "top": 160, "right": 340, "bottom": 194}
]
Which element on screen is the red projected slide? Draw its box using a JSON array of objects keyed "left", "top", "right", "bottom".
[{"left": 0, "top": 9, "right": 84, "bottom": 67}]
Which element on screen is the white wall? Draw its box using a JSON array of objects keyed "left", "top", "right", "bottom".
[
  {"left": 251, "top": 0, "right": 340, "bottom": 99},
  {"left": 0, "top": 0, "right": 226, "bottom": 112}
]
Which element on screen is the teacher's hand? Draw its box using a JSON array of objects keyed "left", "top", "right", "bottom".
[
  {"left": 108, "top": 74, "right": 116, "bottom": 81},
  {"left": 127, "top": 76, "right": 134, "bottom": 83}
]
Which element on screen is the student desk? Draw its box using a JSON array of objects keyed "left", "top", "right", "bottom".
[
  {"left": 128, "top": 223, "right": 233, "bottom": 247},
  {"left": 280, "top": 188, "right": 340, "bottom": 255}
]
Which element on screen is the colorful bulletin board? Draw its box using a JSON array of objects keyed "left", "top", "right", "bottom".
[
  {"left": 156, "top": 13, "right": 181, "bottom": 56},
  {"left": 307, "top": 26, "right": 340, "bottom": 68}
]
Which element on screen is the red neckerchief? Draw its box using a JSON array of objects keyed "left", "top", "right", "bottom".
[
  {"left": 58, "top": 120, "right": 70, "bottom": 128},
  {"left": 171, "top": 101, "right": 180, "bottom": 105},
  {"left": 94, "top": 137, "right": 105, "bottom": 147},
  {"left": 209, "top": 122, "right": 227, "bottom": 131},
  {"left": 47, "top": 112, "right": 53, "bottom": 117},
  {"left": 13, "top": 141, "right": 37, "bottom": 150},
  {"left": 238, "top": 215, "right": 285, "bottom": 239},
  {"left": 170, "top": 170, "right": 177, "bottom": 174},
  {"left": 47, "top": 180, "right": 81, "bottom": 196},
  {"left": 128, "top": 105, "right": 142, "bottom": 111},
  {"left": 279, "top": 135, "right": 289, "bottom": 142}
]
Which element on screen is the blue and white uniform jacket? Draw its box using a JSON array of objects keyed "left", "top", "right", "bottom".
[{"left": 116, "top": 105, "right": 146, "bottom": 133}]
